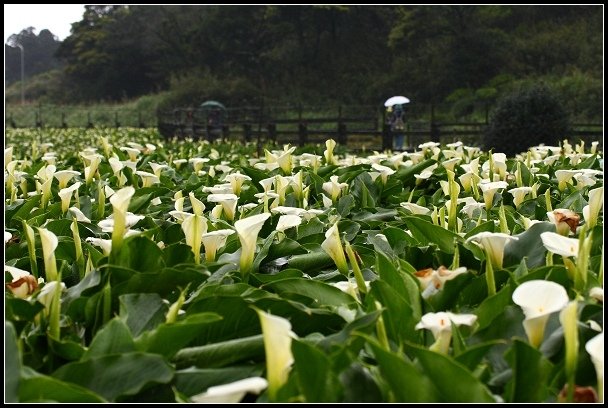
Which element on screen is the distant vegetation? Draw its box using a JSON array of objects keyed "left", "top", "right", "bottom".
[{"left": 4, "top": 5, "right": 603, "bottom": 122}]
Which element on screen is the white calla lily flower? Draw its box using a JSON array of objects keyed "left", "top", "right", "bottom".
[
  {"left": 583, "top": 186, "right": 603, "bottom": 229},
  {"left": 182, "top": 213, "right": 208, "bottom": 264},
  {"left": 53, "top": 170, "right": 81, "bottom": 189},
  {"left": 508, "top": 186, "right": 533, "bottom": 209},
  {"left": 235, "top": 213, "right": 271, "bottom": 277},
  {"left": 86, "top": 237, "right": 113, "bottom": 256},
  {"left": 5, "top": 265, "right": 39, "bottom": 298},
  {"left": 135, "top": 170, "right": 160, "bottom": 188},
  {"left": 256, "top": 309, "right": 296, "bottom": 401},
  {"left": 479, "top": 181, "right": 508, "bottom": 210},
  {"left": 321, "top": 222, "right": 349, "bottom": 275},
  {"left": 109, "top": 186, "right": 135, "bottom": 252},
  {"left": 224, "top": 171, "right": 252, "bottom": 195},
  {"left": 207, "top": 193, "right": 238, "bottom": 221},
  {"left": 400, "top": 202, "right": 431, "bottom": 215},
  {"left": 58, "top": 182, "right": 82, "bottom": 214},
  {"left": 38, "top": 227, "right": 58, "bottom": 282},
  {"left": 415, "top": 311, "right": 477, "bottom": 354},
  {"left": 512, "top": 280, "right": 569, "bottom": 347},
  {"left": 201, "top": 229, "right": 235, "bottom": 262},
  {"left": 540, "top": 232, "right": 579, "bottom": 258},
  {"left": 547, "top": 209, "right": 580, "bottom": 236},
  {"left": 585, "top": 332, "right": 604, "bottom": 402},
  {"left": 466, "top": 231, "right": 518, "bottom": 269},
  {"left": 276, "top": 214, "right": 302, "bottom": 233},
  {"left": 190, "top": 377, "right": 268, "bottom": 403}
]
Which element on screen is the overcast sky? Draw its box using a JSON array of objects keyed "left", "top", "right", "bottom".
[{"left": 4, "top": 4, "right": 85, "bottom": 43}]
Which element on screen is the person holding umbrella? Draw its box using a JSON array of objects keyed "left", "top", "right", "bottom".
[{"left": 385, "top": 96, "right": 410, "bottom": 151}]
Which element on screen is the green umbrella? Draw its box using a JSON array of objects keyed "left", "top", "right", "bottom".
[{"left": 200, "top": 100, "right": 226, "bottom": 110}]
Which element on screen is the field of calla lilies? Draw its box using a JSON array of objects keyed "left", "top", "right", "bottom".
[{"left": 4, "top": 128, "right": 604, "bottom": 403}]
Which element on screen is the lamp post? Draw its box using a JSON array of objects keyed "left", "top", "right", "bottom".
[{"left": 16, "top": 44, "right": 25, "bottom": 105}]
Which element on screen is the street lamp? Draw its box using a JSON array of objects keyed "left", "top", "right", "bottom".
[{"left": 16, "top": 44, "right": 25, "bottom": 105}]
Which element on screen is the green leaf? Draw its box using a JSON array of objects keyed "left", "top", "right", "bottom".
[
  {"left": 52, "top": 352, "right": 174, "bottom": 402},
  {"left": 162, "top": 243, "right": 195, "bottom": 267},
  {"left": 252, "top": 231, "right": 278, "bottom": 273},
  {"left": 394, "top": 158, "right": 437, "bottom": 187},
  {"left": 6, "top": 195, "right": 41, "bottom": 227},
  {"left": 5, "top": 322, "right": 20, "bottom": 402},
  {"left": 475, "top": 283, "right": 514, "bottom": 331},
  {"left": 369, "top": 280, "right": 420, "bottom": 345},
  {"left": 173, "top": 334, "right": 265, "bottom": 369},
  {"left": 339, "top": 363, "right": 383, "bottom": 402},
  {"left": 409, "top": 344, "right": 495, "bottom": 402},
  {"left": 82, "top": 318, "right": 136, "bottom": 360},
  {"left": 503, "top": 222, "right": 555, "bottom": 268},
  {"left": 174, "top": 366, "right": 263, "bottom": 397},
  {"left": 337, "top": 194, "right": 355, "bottom": 217},
  {"left": 292, "top": 340, "right": 341, "bottom": 402},
  {"left": 375, "top": 251, "right": 421, "bottom": 317},
  {"left": 463, "top": 220, "right": 496, "bottom": 239},
  {"left": 120, "top": 235, "right": 165, "bottom": 273},
  {"left": 455, "top": 340, "right": 506, "bottom": 371},
  {"left": 403, "top": 216, "right": 462, "bottom": 254},
  {"left": 48, "top": 337, "right": 85, "bottom": 361},
  {"left": 265, "top": 238, "right": 307, "bottom": 263},
  {"left": 365, "top": 337, "right": 439, "bottom": 402},
  {"left": 135, "top": 312, "right": 223, "bottom": 358},
  {"left": 128, "top": 192, "right": 153, "bottom": 213},
  {"left": 119, "top": 293, "right": 168, "bottom": 337},
  {"left": 262, "top": 278, "right": 358, "bottom": 308},
  {"left": 287, "top": 250, "right": 335, "bottom": 273},
  {"left": 19, "top": 369, "right": 106, "bottom": 403},
  {"left": 504, "top": 339, "right": 553, "bottom": 402},
  {"left": 556, "top": 190, "right": 586, "bottom": 213},
  {"left": 5, "top": 297, "right": 45, "bottom": 322}
]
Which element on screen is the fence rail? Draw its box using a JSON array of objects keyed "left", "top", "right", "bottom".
[{"left": 6, "top": 104, "right": 603, "bottom": 151}]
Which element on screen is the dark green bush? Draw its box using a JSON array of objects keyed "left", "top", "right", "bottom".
[{"left": 484, "top": 85, "right": 570, "bottom": 157}]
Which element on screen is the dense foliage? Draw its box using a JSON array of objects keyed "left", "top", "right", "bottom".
[
  {"left": 484, "top": 85, "right": 571, "bottom": 157},
  {"left": 4, "top": 128, "right": 604, "bottom": 403}
]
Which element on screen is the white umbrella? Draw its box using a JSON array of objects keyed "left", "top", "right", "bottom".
[{"left": 384, "top": 96, "right": 410, "bottom": 107}]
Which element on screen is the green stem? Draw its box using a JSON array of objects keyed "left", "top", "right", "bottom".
[{"left": 485, "top": 252, "right": 496, "bottom": 296}]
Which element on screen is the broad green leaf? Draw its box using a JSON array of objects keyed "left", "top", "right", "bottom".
[
  {"left": 337, "top": 194, "right": 355, "bottom": 217},
  {"left": 48, "top": 337, "right": 85, "bottom": 361},
  {"left": 19, "top": 369, "right": 106, "bottom": 403},
  {"left": 375, "top": 251, "right": 421, "bottom": 317},
  {"left": 5, "top": 297, "right": 45, "bottom": 322},
  {"left": 556, "top": 190, "right": 586, "bottom": 213},
  {"left": 82, "top": 318, "right": 136, "bottom": 360},
  {"left": 287, "top": 250, "right": 335, "bottom": 273},
  {"left": 6, "top": 195, "right": 41, "bottom": 227},
  {"left": 463, "top": 220, "right": 495, "bottom": 239},
  {"left": 455, "top": 340, "right": 506, "bottom": 371},
  {"left": 52, "top": 352, "right": 174, "bottom": 402},
  {"left": 394, "top": 159, "right": 436, "bottom": 187},
  {"left": 339, "top": 363, "right": 383, "bottom": 402},
  {"left": 173, "top": 334, "right": 264, "bottom": 369},
  {"left": 369, "top": 280, "right": 421, "bottom": 345},
  {"left": 503, "top": 222, "right": 555, "bottom": 268},
  {"left": 475, "top": 283, "right": 514, "bottom": 331},
  {"left": 403, "top": 216, "right": 462, "bottom": 254},
  {"left": 365, "top": 337, "right": 439, "bottom": 402},
  {"left": 119, "top": 293, "right": 168, "bottom": 337},
  {"left": 262, "top": 278, "right": 358, "bottom": 308},
  {"left": 174, "top": 366, "right": 263, "bottom": 397},
  {"left": 292, "top": 340, "right": 341, "bottom": 402},
  {"left": 409, "top": 344, "right": 495, "bottom": 402},
  {"left": 135, "top": 312, "right": 223, "bottom": 358},
  {"left": 5, "top": 322, "right": 20, "bottom": 402},
  {"left": 504, "top": 339, "right": 553, "bottom": 402}
]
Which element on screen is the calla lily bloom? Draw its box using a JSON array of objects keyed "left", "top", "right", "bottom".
[
  {"left": 512, "top": 280, "right": 569, "bottom": 347},
  {"left": 189, "top": 157, "right": 210, "bottom": 173},
  {"left": 400, "top": 202, "right": 431, "bottom": 215},
  {"left": 5, "top": 265, "right": 39, "bottom": 298},
  {"left": 120, "top": 146, "right": 141, "bottom": 162},
  {"left": 224, "top": 171, "right": 252, "bottom": 195},
  {"left": 190, "top": 377, "right": 268, "bottom": 403},
  {"left": 583, "top": 186, "right": 603, "bottom": 229},
  {"left": 58, "top": 182, "right": 82, "bottom": 214},
  {"left": 98, "top": 212, "right": 144, "bottom": 233},
  {"left": 547, "top": 209, "right": 580, "bottom": 235},
  {"left": 371, "top": 163, "right": 395, "bottom": 185},
  {"left": 479, "top": 181, "right": 508, "bottom": 211},
  {"left": 86, "top": 237, "right": 113, "bottom": 256},
  {"left": 415, "top": 266, "right": 468, "bottom": 299},
  {"left": 201, "top": 229, "right": 234, "bottom": 262},
  {"left": 585, "top": 332, "right": 603, "bottom": 402},
  {"left": 321, "top": 222, "right": 349, "bottom": 275},
  {"left": 36, "top": 280, "right": 66, "bottom": 315},
  {"left": 109, "top": 186, "right": 135, "bottom": 252},
  {"left": 38, "top": 227, "right": 58, "bottom": 282},
  {"left": 256, "top": 309, "right": 296, "bottom": 401},
  {"left": 467, "top": 231, "right": 518, "bottom": 269},
  {"left": 53, "top": 170, "right": 81, "bottom": 189},
  {"left": 276, "top": 214, "right": 302, "bottom": 233},
  {"left": 589, "top": 287, "right": 603, "bottom": 303},
  {"left": 322, "top": 175, "right": 348, "bottom": 203},
  {"left": 235, "top": 213, "right": 271, "bottom": 277},
  {"left": 415, "top": 311, "right": 477, "bottom": 354},
  {"left": 540, "top": 232, "right": 579, "bottom": 258},
  {"left": 508, "top": 186, "right": 534, "bottom": 209},
  {"left": 148, "top": 162, "right": 168, "bottom": 178},
  {"left": 135, "top": 170, "right": 160, "bottom": 188},
  {"left": 207, "top": 193, "right": 238, "bottom": 221},
  {"left": 182, "top": 213, "right": 208, "bottom": 264},
  {"left": 555, "top": 170, "right": 582, "bottom": 191},
  {"left": 324, "top": 139, "right": 338, "bottom": 165}
]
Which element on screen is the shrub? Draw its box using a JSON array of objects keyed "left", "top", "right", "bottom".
[{"left": 484, "top": 85, "right": 570, "bottom": 156}]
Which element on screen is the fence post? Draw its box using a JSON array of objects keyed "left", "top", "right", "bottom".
[
  {"left": 222, "top": 124, "right": 229, "bottom": 142},
  {"left": 115, "top": 112, "right": 120, "bottom": 128},
  {"left": 337, "top": 121, "right": 347, "bottom": 146},
  {"left": 298, "top": 122, "right": 308, "bottom": 146},
  {"left": 382, "top": 108, "right": 391, "bottom": 151},
  {"left": 243, "top": 123, "right": 252, "bottom": 142},
  {"left": 35, "top": 112, "right": 42, "bottom": 128},
  {"left": 87, "top": 112, "right": 94, "bottom": 129},
  {"left": 268, "top": 123, "right": 276, "bottom": 143},
  {"left": 61, "top": 113, "right": 68, "bottom": 128},
  {"left": 138, "top": 112, "right": 145, "bottom": 128}
]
